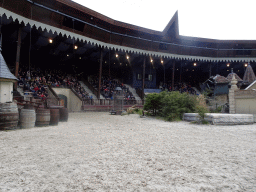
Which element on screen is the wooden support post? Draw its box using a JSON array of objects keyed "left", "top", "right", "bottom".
[
  {"left": 98, "top": 48, "right": 103, "bottom": 99},
  {"left": 14, "top": 27, "right": 22, "bottom": 89},
  {"left": 172, "top": 60, "right": 175, "bottom": 91},
  {"left": 164, "top": 63, "right": 166, "bottom": 85},
  {"left": 209, "top": 62, "right": 212, "bottom": 78},
  {"left": 142, "top": 56, "right": 146, "bottom": 99},
  {"left": 180, "top": 61, "right": 182, "bottom": 83}
]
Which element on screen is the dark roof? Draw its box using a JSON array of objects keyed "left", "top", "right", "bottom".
[
  {"left": 243, "top": 64, "right": 256, "bottom": 84},
  {"left": 0, "top": 52, "right": 18, "bottom": 80},
  {"left": 213, "top": 75, "right": 229, "bottom": 84},
  {"left": 226, "top": 73, "right": 243, "bottom": 82}
]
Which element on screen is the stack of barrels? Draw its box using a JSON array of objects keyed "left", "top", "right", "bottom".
[{"left": 0, "top": 102, "right": 68, "bottom": 130}]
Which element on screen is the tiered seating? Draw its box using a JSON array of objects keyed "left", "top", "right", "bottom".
[
  {"left": 89, "top": 76, "right": 134, "bottom": 99},
  {"left": 18, "top": 67, "right": 89, "bottom": 99},
  {"left": 161, "top": 82, "right": 197, "bottom": 94}
]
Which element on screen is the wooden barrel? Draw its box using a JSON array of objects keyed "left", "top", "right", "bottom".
[
  {"left": 19, "top": 109, "right": 36, "bottom": 128},
  {"left": 0, "top": 102, "right": 19, "bottom": 130},
  {"left": 59, "top": 108, "right": 68, "bottom": 122},
  {"left": 36, "top": 108, "right": 50, "bottom": 127},
  {"left": 50, "top": 109, "right": 59, "bottom": 126}
]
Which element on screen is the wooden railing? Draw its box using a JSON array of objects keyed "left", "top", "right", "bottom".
[
  {"left": 70, "top": 87, "right": 83, "bottom": 101},
  {"left": 82, "top": 99, "right": 143, "bottom": 106},
  {"left": 81, "top": 77, "right": 98, "bottom": 98},
  {"left": 47, "top": 86, "right": 60, "bottom": 106},
  {"left": 136, "top": 88, "right": 144, "bottom": 100}
]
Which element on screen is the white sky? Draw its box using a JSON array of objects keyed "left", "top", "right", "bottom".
[{"left": 72, "top": 0, "right": 256, "bottom": 40}]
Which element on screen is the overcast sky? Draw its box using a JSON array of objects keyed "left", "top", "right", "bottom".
[{"left": 72, "top": 0, "right": 256, "bottom": 40}]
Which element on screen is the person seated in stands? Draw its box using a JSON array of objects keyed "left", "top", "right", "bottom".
[
  {"left": 33, "top": 91, "right": 38, "bottom": 97},
  {"left": 18, "top": 76, "right": 24, "bottom": 87},
  {"left": 34, "top": 85, "right": 39, "bottom": 92},
  {"left": 24, "top": 80, "right": 30, "bottom": 92},
  {"left": 40, "top": 85, "right": 45, "bottom": 93},
  {"left": 51, "top": 81, "right": 56, "bottom": 87},
  {"left": 44, "top": 91, "right": 48, "bottom": 98}
]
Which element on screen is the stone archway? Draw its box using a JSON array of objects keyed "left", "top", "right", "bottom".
[{"left": 58, "top": 94, "right": 67, "bottom": 108}]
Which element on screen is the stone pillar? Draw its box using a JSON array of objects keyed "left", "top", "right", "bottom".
[{"left": 229, "top": 74, "right": 238, "bottom": 114}]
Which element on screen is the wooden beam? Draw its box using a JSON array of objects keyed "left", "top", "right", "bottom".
[
  {"left": 172, "top": 60, "right": 175, "bottom": 91},
  {"left": 98, "top": 48, "right": 103, "bottom": 99},
  {"left": 14, "top": 27, "right": 22, "bottom": 89},
  {"left": 142, "top": 56, "right": 146, "bottom": 99}
]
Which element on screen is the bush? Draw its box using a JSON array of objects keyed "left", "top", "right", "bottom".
[
  {"left": 212, "top": 106, "right": 222, "bottom": 113},
  {"left": 143, "top": 91, "right": 212, "bottom": 122},
  {"left": 144, "top": 91, "right": 197, "bottom": 121},
  {"left": 195, "top": 94, "right": 209, "bottom": 123},
  {"left": 143, "top": 93, "right": 163, "bottom": 116}
]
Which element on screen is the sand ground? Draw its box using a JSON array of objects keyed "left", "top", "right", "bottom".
[{"left": 0, "top": 112, "right": 255, "bottom": 192}]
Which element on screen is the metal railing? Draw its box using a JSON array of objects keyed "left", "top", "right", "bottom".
[{"left": 82, "top": 99, "right": 142, "bottom": 106}]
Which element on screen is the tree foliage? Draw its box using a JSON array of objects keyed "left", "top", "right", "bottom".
[
  {"left": 143, "top": 91, "right": 199, "bottom": 121},
  {"left": 143, "top": 93, "right": 162, "bottom": 116}
]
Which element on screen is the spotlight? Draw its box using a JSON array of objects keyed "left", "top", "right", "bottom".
[
  {"left": 244, "top": 63, "right": 248, "bottom": 67},
  {"left": 193, "top": 63, "right": 197, "bottom": 66},
  {"left": 227, "top": 63, "right": 230, "bottom": 67},
  {"left": 116, "top": 54, "right": 118, "bottom": 58},
  {"left": 49, "top": 39, "right": 53, "bottom": 43},
  {"left": 67, "top": 54, "right": 69, "bottom": 57},
  {"left": 161, "top": 60, "right": 163, "bottom": 64},
  {"left": 74, "top": 45, "right": 78, "bottom": 49},
  {"left": 127, "top": 56, "right": 129, "bottom": 59},
  {"left": 151, "top": 59, "right": 153, "bottom": 63}
]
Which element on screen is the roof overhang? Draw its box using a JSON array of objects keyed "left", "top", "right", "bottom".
[{"left": 1, "top": 7, "right": 256, "bottom": 62}]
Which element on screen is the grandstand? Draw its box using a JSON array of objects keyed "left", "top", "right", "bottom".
[{"left": 1, "top": 0, "right": 256, "bottom": 111}]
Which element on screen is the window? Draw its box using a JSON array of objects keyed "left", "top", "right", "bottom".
[
  {"left": 148, "top": 74, "right": 153, "bottom": 81},
  {"left": 145, "top": 74, "right": 152, "bottom": 81},
  {"left": 137, "top": 73, "right": 142, "bottom": 80}
]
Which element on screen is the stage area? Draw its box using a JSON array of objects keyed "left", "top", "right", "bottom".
[{"left": 0, "top": 112, "right": 255, "bottom": 191}]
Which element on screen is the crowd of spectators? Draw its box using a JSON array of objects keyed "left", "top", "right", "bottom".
[
  {"left": 18, "top": 67, "right": 89, "bottom": 99},
  {"left": 89, "top": 76, "right": 135, "bottom": 100},
  {"left": 160, "top": 82, "right": 197, "bottom": 95}
]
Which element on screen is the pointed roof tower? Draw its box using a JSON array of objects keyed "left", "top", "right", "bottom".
[
  {"left": 0, "top": 51, "right": 18, "bottom": 81},
  {"left": 243, "top": 63, "right": 256, "bottom": 84},
  {"left": 226, "top": 68, "right": 243, "bottom": 82}
]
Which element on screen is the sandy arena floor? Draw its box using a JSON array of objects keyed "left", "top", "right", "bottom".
[{"left": 0, "top": 112, "right": 255, "bottom": 192}]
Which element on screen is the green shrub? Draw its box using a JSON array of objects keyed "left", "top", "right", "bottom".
[
  {"left": 134, "top": 109, "right": 143, "bottom": 116},
  {"left": 212, "top": 106, "right": 222, "bottom": 113},
  {"left": 144, "top": 91, "right": 197, "bottom": 121},
  {"left": 160, "top": 91, "right": 197, "bottom": 121},
  {"left": 143, "top": 93, "right": 163, "bottom": 116},
  {"left": 195, "top": 94, "right": 209, "bottom": 123}
]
